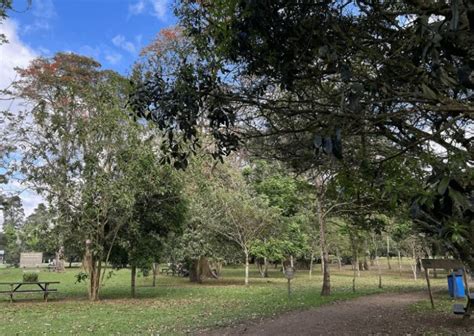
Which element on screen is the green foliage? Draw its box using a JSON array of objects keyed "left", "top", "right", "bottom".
[
  {"left": 109, "top": 157, "right": 187, "bottom": 270},
  {"left": 243, "top": 160, "right": 311, "bottom": 216},
  {"left": 74, "top": 271, "right": 88, "bottom": 284},
  {"left": 1, "top": 196, "right": 24, "bottom": 266},
  {"left": 22, "top": 272, "right": 38, "bottom": 282},
  {"left": 412, "top": 170, "right": 474, "bottom": 268},
  {"left": 21, "top": 204, "right": 57, "bottom": 257},
  {"left": 2, "top": 52, "right": 184, "bottom": 298},
  {"left": 250, "top": 218, "right": 311, "bottom": 265}
]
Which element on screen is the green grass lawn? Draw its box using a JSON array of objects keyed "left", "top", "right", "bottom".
[{"left": 0, "top": 261, "right": 449, "bottom": 335}]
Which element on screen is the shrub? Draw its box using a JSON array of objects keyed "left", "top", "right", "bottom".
[{"left": 23, "top": 272, "right": 39, "bottom": 282}]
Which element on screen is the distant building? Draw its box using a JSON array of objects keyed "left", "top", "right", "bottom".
[{"left": 0, "top": 250, "right": 4, "bottom": 263}]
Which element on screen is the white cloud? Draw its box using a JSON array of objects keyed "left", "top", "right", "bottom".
[
  {"left": 128, "top": 0, "right": 169, "bottom": 21},
  {"left": 36, "top": 46, "right": 51, "bottom": 56},
  {"left": 112, "top": 34, "right": 137, "bottom": 54},
  {"left": 150, "top": 0, "right": 168, "bottom": 20},
  {"left": 0, "top": 20, "right": 43, "bottom": 229},
  {"left": 23, "top": 20, "right": 51, "bottom": 34},
  {"left": 33, "top": 0, "right": 56, "bottom": 19},
  {"left": 79, "top": 45, "right": 101, "bottom": 60},
  {"left": 0, "top": 19, "right": 37, "bottom": 94},
  {"left": 129, "top": 0, "right": 145, "bottom": 15},
  {"left": 23, "top": 0, "right": 56, "bottom": 33},
  {"left": 105, "top": 51, "right": 123, "bottom": 65}
]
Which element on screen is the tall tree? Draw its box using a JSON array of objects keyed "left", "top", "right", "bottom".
[
  {"left": 2, "top": 53, "right": 155, "bottom": 300},
  {"left": 109, "top": 151, "right": 186, "bottom": 297}
]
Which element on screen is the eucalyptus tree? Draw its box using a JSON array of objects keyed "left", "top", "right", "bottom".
[{"left": 1, "top": 53, "right": 157, "bottom": 300}]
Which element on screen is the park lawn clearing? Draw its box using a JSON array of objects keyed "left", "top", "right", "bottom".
[{"left": 0, "top": 265, "right": 447, "bottom": 335}]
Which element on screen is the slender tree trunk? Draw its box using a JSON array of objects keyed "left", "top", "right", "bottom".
[
  {"left": 398, "top": 250, "right": 402, "bottom": 277},
  {"left": 335, "top": 247, "right": 342, "bottom": 270},
  {"left": 386, "top": 236, "right": 392, "bottom": 270},
  {"left": 257, "top": 260, "right": 264, "bottom": 277},
  {"left": 352, "top": 265, "right": 357, "bottom": 292},
  {"left": 376, "top": 256, "right": 382, "bottom": 289},
  {"left": 349, "top": 231, "right": 358, "bottom": 277},
  {"left": 356, "top": 256, "right": 360, "bottom": 277},
  {"left": 411, "top": 247, "right": 418, "bottom": 281},
  {"left": 244, "top": 251, "right": 249, "bottom": 286},
  {"left": 152, "top": 263, "right": 158, "bottom": 287},
  {"left": 309, "top": 251, "right": 314, "bottom": 279},
  {"left": 363, "top": 239, "right": 369, "bottom": 271},
  {"left": 84, "top": 240, "right": 101, "bottom": 301},
  {"left": 316, "top": 196, "right": 330, "bottom": 296},
  {"left": 290, "top": 255, "right": 294, "bottom": 268},
  {"left": 89, "top": 259, "right": 101, "bottom": 301},
  {"left": 263, "top": 257, "right": 268, "bottom": 278},
  {"left": 131, "top": 265, "right": 136, "bottom": 298}
]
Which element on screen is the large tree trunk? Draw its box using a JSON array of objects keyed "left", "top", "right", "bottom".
[
  {"left": 189, "top": 257, "right": 217, "bottom": 283},
  {"left": 316, "top": 196, "right": 330, "bottom": 296},
  {"left": 88, "top": 259, "right": 101, "bottom": 301},
  {"left": 84, "top": 241, "right": 101, "bottom": 301},
  {"left": 189, "top": 259, "right": 200, "bottom": 283},
  {"left": 131, "top": 265, "right": 136, "bottom": 298}
]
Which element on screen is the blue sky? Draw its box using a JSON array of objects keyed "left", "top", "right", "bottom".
[
  {"left": 8, "top": 0, "right": 176, "bottom": 74},
  {"left": 0, "top": 0, "right": 176, "bottom": 220}
]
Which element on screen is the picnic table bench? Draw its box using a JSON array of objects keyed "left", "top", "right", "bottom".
[
  {"left": 453, "top": 293, "right": 473, "bottom": 318},
  {"left": 0, "top": 281, "right": 60, "bottom": 302},
  {"left": 160, "top": 267, "right": 171, "bottom": 274},
  {"left": 160, "top": 265, "right": 189, "bottom": 277}
]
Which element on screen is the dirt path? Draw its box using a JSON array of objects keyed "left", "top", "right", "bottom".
[{"left": 199, "top": 292, "right": 474, "bottom": 335}]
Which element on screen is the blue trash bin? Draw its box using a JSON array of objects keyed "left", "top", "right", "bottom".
[{"left": 447, "top": 273, "right": 464, "bottom": 298}]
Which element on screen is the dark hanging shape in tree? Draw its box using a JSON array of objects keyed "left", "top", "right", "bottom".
[
  {"left": 332, "top": 128, "right": 343, "bottom": 160},
  {"left": 323, "top": 137, "right": 333, "bottom": 155},
  {"left": 313, "top": 129, "right": 342, "bottom": 160}
]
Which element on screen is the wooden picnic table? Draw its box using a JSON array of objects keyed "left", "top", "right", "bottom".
[{"left": 0, "top": 281, "right": 60, "bottom": 302}]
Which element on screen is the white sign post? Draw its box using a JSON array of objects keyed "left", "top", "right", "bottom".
[
  {"left": 20, "top": 252, "right": 43, "bottom": 268},
  {"left": 285, "top": 267, "right": 295, "bottom": 298}
]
